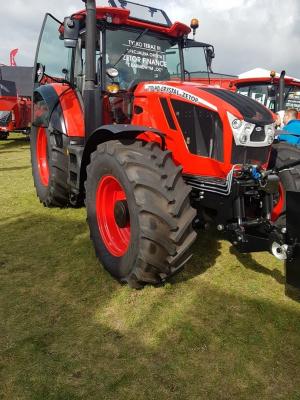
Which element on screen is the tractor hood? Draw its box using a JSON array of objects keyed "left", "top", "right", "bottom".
[
  {"left": 133, "top": 80, "right": 275, "bottom": 173},
  {"left": 137, "top": 81, "right": 274, "bottom": 126}
]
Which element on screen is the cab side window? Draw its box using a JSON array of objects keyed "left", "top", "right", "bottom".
[{"left": 35, "top": 14, "right": 73, "bottom": 82}]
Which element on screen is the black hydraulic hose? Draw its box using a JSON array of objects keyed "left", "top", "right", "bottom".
[
  {"left": 275, "top": 158, "right": 300, "bottom": 173},
  {"left": 278, "top": 70, "right": 286, "bottom": 112},
  {"left": 260, "top": 159, "right": 300, "bottom": 179}
]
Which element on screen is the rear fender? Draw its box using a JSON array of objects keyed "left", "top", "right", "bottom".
[{"left": 32, "top": 83, "right": 84, "bottom": 137}]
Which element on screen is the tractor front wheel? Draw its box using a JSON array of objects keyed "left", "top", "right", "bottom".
[
  {"left": 270, "top": 142, "right": 300, "bottom": 226},
  {"left": 85, "top": 140, "right": 197, "bottom": 288}
]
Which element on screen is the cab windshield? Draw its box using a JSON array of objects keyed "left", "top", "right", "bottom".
[
  {"left": 105, "top": 30, "right": 212, "bottom": 89},
  {"left": 106, "top": 29, "right": 181, "bottom": 88}
]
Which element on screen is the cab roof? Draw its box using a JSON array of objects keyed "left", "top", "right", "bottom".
[{"left": 74, "top": 6, "right": 191, "bottom": 38}]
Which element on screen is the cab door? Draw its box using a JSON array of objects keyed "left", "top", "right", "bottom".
[{"left": 34, "top": 14, "right": 73, "bottom": 88}]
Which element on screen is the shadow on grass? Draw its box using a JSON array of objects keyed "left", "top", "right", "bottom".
[
  {"left": 230, "top": 246, "right": 285, "bottom": 285},
  {"left": 1, "top": 213, "right": 300, "bottom": 399},
  {"left": 0, "top": 136, "right": 30, "bottom": 153},
  {"left": 171, "top": 230, "right": 222, "bottom": 284},
  {"left": 0, "top": 165, "right": 31, "bottom": 172}
]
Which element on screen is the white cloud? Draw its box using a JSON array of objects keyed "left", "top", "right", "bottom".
[{"left": 0, "top": 0, "right": 299, "bottom": 78}]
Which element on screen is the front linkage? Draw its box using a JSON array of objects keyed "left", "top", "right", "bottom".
[{"left": 188, "top": 160, "right": 300, "bottom": 299}]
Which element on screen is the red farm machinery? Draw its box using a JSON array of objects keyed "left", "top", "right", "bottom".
[
  {"left": 30, "top": 0, "right": 300, "bottom": 297},
  {"left": 0, "top": 66, "right": 32, "bottom": 139}
]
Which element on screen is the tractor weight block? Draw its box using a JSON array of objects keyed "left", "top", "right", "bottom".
[{"left": 285, "top": 191, "right": 300, "bottom": 300}]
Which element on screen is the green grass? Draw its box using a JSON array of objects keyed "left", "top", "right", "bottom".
[{"left": 1, "top": 134, "right": 300, "bottom": 400}]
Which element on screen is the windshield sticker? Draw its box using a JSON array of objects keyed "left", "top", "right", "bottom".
[
  {"left": 122, "top": 40, "right": 168, "bottom": 75},
  {"left": 286, "top": 91, "right": 300, "bottom": 111},
  {"left": 144, "top": 84, "right": 218, "bottom": 110}
]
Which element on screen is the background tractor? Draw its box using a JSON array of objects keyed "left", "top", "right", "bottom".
[
  {"left": 0, "top": 66, "right": 32, "bottom": 139},
  {"left": 31, "top": 0, "right": 300, "bottom": 296}
]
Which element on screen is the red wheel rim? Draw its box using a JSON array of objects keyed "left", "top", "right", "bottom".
[
  {"left": 271, "top": 182, "right": 285, "bottom": 221},
  {"left": 96, "top": 175, "right": 131, "bottom": 257},
  {"left": 36, "top": 127, "right": 49, "bottom": 186}
]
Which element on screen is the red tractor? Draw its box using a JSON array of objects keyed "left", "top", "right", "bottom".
[
  {"left": 31, "top": 0, "right": 300, "bottom": 296},
  {"left": 232, "top": 69, "right": 300, "bottom": 115},
  {"left": 0, "top": 66, "right": 32, "bottom": 139}
]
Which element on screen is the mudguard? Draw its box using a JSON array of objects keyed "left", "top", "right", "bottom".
[
  {"left": 285, "top": 191, "right": 300, "bottom": 300},
  {"left": 33, "top": 83, "right": 84, "bottom": 137}
]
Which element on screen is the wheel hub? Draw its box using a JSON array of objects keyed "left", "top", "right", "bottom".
[
  {"left": 114, "top": 200, "right": 130, "bottom": 228},
  {"left": 96, "top": 175, "right": 131, "bottom": 257}
]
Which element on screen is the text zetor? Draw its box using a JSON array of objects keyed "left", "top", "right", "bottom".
[{"left": 30, "top": 0, "right": 300, "bottom": 297}]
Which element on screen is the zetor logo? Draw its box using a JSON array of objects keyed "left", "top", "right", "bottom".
[{"left": 144, "top": 84, "right": 217, "bottom": 111}]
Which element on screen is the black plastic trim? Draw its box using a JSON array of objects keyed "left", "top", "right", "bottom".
[
  {"left": 160, "top": 98, "right": 176, "bottom": 130},
  {"left": 201, "top": 88, "right": 274, "bottom": 125}
]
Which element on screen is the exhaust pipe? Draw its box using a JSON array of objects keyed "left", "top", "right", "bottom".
[
  {"left": 83, "top": 0, "right": 96, "bottom": 90},
  {"left": 82, "top": 0, "right": 102, "bottom": 137},
  {"left": 277, "top": 70, "right": 285, "bottom": 112}
]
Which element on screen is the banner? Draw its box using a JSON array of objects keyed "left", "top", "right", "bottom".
[{"left": 10, "top": 49, "right": 19, "bottom": 66}]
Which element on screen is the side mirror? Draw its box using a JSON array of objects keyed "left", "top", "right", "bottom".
[
  {"left": 267, "top": 85, "right": 276, "bottom": 97},
  {"left": 63, "top": 17, "right": 80, "bottom": 48},
  {"left": 206, "top": 47, "right": 215, "bottom": 73},
  {"left": 36, "top": 63, "right": 45, "bottom": 83},
  {"left": 106, "top": 68, "right": 119, "bottom": 80}
]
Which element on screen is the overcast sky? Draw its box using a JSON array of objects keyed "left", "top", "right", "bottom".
[{"left": 1, "top": 0, "right": 299, "bottom": 77}]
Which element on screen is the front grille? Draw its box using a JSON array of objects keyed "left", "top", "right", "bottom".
[
  {"left": 250, "top": 125, "right": 265, "bottom": 142},
  {"left": 231, "top": 143, "right": 270, "bottom": 166},
  {"left": 171, "top": 99, "right": 224, "bottom": 161}
]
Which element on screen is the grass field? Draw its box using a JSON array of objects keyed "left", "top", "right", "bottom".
[{"left": 1, "top": 134, "right": 300, "bottom": 400}]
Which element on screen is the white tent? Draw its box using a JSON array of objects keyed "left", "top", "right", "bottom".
[{"left": 238, "top": 68, "right": 300, "bottom": 82}]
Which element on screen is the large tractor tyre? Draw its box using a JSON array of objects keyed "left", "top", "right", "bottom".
[
  {"left": 270, "top": 142, "right": 300, "bottom": 226},
  {"left": 85, "top": 140, "right": 197, "bottom": 288},
  {"left": 30, "top": 125, "right": 70, "bottom": 207},
  {"left": 0, "top": 133, "right": 8, "bottom": 140}
]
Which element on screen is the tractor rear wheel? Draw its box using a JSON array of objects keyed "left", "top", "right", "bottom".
[
  {"left": 0, "top": 133, "right": 8, "bottom": 140},
  {"left": 30, "top": 126, "right": 70, "bottom": 207},
  {"left": 85, "top": 140, "right": 197, "bottom": 288},
  {"left": 270, "top": 142, "right": 300, "bottom": 226}
]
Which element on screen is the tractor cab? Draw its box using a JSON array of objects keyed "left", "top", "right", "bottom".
[{"left": 33, "top": 0, "right": 215, "bottom": 125}]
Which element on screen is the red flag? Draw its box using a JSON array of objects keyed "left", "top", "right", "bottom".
[{"left": 10, "top": 49, "right": 19, "bottom": 66}]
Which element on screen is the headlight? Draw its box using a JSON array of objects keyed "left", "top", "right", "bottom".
[
  {"left": 228, "top": 112, "right": 275, "bottom": 147},
  {"left": 244, "top": 123, "right": 254, "bottom": 135},
  {"left": 267, "top": 135, "right": 274, "bottom": 145},
  {"left": 106, "top": 83, "right": 120, "bottom": 94},
  {"left": 232, "top": 119, "right": 242, "bottom": 129},
  {"left": 239, "top": 133, "right": 248, "bottom": 144},
  {"left": 265, "top": 123, "right": 275, "bottom": 145},
  {"left": 227, "top": 112, "right": 255, "bottom": 146}
]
